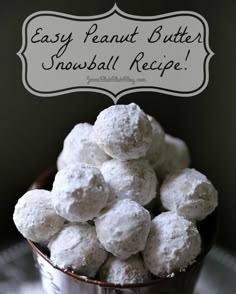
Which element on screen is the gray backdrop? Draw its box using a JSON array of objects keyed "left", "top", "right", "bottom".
[{"left": 0, "top": 0, "right": 235, "bottom": 251}]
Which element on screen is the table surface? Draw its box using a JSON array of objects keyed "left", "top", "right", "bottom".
[{"left": 0, "top": 242, "right": 236, "bottom": 294}]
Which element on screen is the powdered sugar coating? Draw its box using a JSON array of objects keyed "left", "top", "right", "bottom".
[
  {"left": 160, "top": 168, "right": 218, "bottom": 221},
  {"left": 95, "top": 199, "right": 151, "bottom": 260},
  {"left": 142, "top": 211, "right": 201, "bottom": 277},
  {"left": 48, "top": 223, "right": 108, "bottom": 277},
  {"left": 155, "top": 134, "right": 190, "bottom": 180},
  {"left": 99, "top": 254, "right": 151, "bottom": 285},
  {"left": 100, "top": 158, "right": 158, "bottom": 206},
  {"left": 94, "top": 103, "right": 152, "bottom": 161},
  {"left": 146, "top": 115, "right": 165, "bottom": 168},
  {"left": 52, "top": 163, "right": 109, "bottom": 222},
  {"left": 57, "top": 151, "right": 66, "bottom": 171},
  {"left": 13, "top": 190, "right": 64, "bottom": 243},
  {"left": 57, "top": 123, "right": 110, "bottom": 170}
]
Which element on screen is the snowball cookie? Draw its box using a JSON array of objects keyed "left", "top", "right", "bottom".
[
  {"left": 95, "top": 199, "right": 151, "bottom": 260},
  {"left": 57, "top": 151, "right": 66, "bottom": 171},
  {"left": 48, "top": 223, "right": 108, "bottom": 277},
  {"left": 142, "top": 211, "right": 201, "bottom": 277},
  {"left": 99, "top": 254, "right": 151, "bottom": 285},
  {"left": 155, "top": 134, "right": 190, "bottom": 179},
  {"left": 52, "top": 163, "right": 109, "bottom": 222},
  {"left": 100, "top": 158, "right": 158, "bottom": 206},
  {"left": 160, "top": 168, "right": 218, "bottom": 221},
  {"left": 13, "top": 190, "right": 64, "bottom": 243},
  {"left": 57, "top": 123, "right": 110, "bottom": 170},
  {"left": 146, "top": 115, "right": 165, "bottom": 167},
  {"left": 94, "top": 103, "right": 152, "bottom": 161}
]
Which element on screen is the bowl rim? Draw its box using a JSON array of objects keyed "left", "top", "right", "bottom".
[
  {"left": 27, "top": 164, "right": 218, "bottom": 289},
  {"left": 28, "top": 239, "right": 206, "bottom": 289}
]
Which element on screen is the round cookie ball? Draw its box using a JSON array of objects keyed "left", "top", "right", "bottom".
[
  {"left": 52, "top": 163, "right": 109, "bottom": 222},
  {"left": 160, "top": 168, "right": 218, "bottom": 221},
  {"left": 142, "top": 211, "right": 201, "bottom": 277},
  {"left": 94, "top": 103, "right": 152, "bottom": 161},
  {"left": 57, "top": 151, "right": 66, "bottom": 171},
  {"left": 57, "top": 123, "right": 110, "bottom": 170},
  {"left": 95, "top": 199, "right": 151, "bottom": 260},
  {"left": 155, "top": 134, "right": 190, "bottom": 180},
  {"left": 48, "top": 223, "right": 108, "bottom": 278},
  {"left": 13, "top": 190, "right": 64, "bottom": 243},
  {"left": 99, "top": 254, "right": 151, "bottom": 285},
  {"left": 100, "top": 158, "right": 158, "bottom": 206},
  {"left": 146, "top": 115, "right": 165, "bottom": 167}
]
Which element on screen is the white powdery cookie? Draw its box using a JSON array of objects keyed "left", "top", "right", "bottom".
[
  {"left": 52, "top": 163, "right": 109, "bottom": 222},
  {"left": 57, "top": 151, "right": 66, "bottom": 171},
  {"left": 99, "top": 254, "right": 151, "bottom": 285},
  {"left": 142, "top": 211, "right": 201, "bottom": 277},
  {"left": 100, "top": 158, "right": 158, "bottom": 206},
  {"left": 13, "top": 190, "right": 64, "bottom": 243},
  {"left": 95, "top": 199, "right": 151, "bottom": 260},
  {"left": 48, "top": 223, "right": 108, "bottom": 278},
  {"left": 146, "top": 115, "right": 165, "bottom": 167},
  {"left": 94, "top": 103, "right": 152, "bottom": 161},
  {"left": 57, "top": 123, "right": 110, "bottom": 170},
  {"left": 155, "top": 134, "right": 190, "bottom": 180},
  {"left": 160, "top": 168, "right": 218, "bottom": 221}
]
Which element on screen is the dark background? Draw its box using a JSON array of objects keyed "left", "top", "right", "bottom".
[{"left": 0, "top": 0, "right": 235, "bottom": 252}]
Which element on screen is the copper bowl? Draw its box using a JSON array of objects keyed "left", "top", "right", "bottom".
[{"left": 28, "top": 165, "right": 218, "bottom": 294}]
